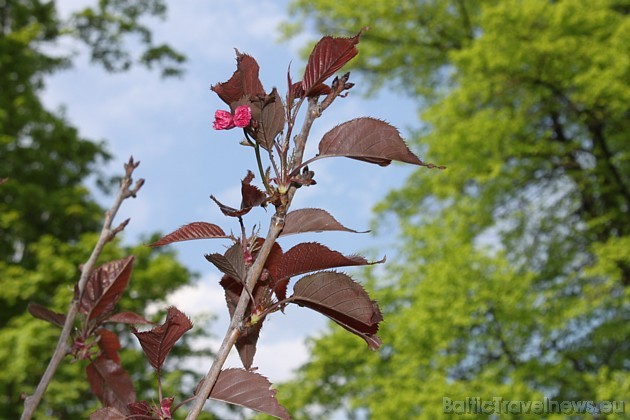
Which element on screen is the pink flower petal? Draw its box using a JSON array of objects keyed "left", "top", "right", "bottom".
[
  {"left": 233, "top": 105, "right": 252, "bottom": 128},
  {"left": 213, "top": 110, "right": 234, "bottom": 130}
]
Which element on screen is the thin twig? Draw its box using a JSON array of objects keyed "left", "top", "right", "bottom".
[
  {"left": 266, "top": 147, "right": 282, "bottom": 185},
  {"left": 286, "top": 98, "right": 320, "bottom": 206},
  {"left": 282, "top": 97, "right": 305, "bottom": 159},
  {"left": 248, "top": 134, "right": 273, "bottom": 194},
  {"left": 20, "top": 157, "right": 143, "bottom": 420}
]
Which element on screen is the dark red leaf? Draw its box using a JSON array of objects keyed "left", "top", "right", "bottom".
[
  {"left": 235, "top": 322, "right": 264, "bottom": 371},
  {"left": 211, "top": 171, "right": 267, "bottom": 218},
  {"left": 160, "top": 397, "right": 174, "bottom": 418},
  {"left": 89, "top": 407, "right": 127, "bottom": 420},
  {"left": 289, "top": 81, "right": 304, "bottom": 99},
  {"left": 211, "top": 50, "right": 265, "bottom": 107},
  {"left": 237, "top": 90, "right": 285, "bottom": 152},
  {"left": 127, "top": 401, "right": 152, "bottom": 416},
  {"left": 267, "top": 242, "right": 383, "bottom": 302},
  {"left": 288, "top": 271, "right": 383, "bottom": 350},
  {"left": 257, "top": 88, "right": 286, "bottom": 151},
  {"left": 261, "top": 243, "right": 290, "bottom": 303},
  {"left": 105, "top": 311, "right": 155, "bottom": 325},
  {"left": 27, "top": 303, "right": 66, "bottom": 327},
  {"left": 219, "top": 275, "right": 241, "bottom": 316},
  {"left": 280, "top": 208, "right": 366, "bottom": 236},
  {"left": 332, "top": 316, "right": 383, "bottom": 350},
  {"left": 210, "top": 195, "right": 247, "bottom": 218},
  {"left": 208, "top": 368, "right": 290, "bottom": 420},
  {"left": 206, "top": 242, "right": 246, "bottom": 282},
  {"left": 219, "top": 239, "right": 280, "bottom": 368},
  {"left": 302, "top": 30, "right": 362, "bottom": 97},
  {"left": 241, "top": 170, "right": 267, "bottom": 210},
  {"left": 149, "top": 222, "right": 228, "bottom": 247},
  {"left": 318, "top": 117, "right": 444, "bottom": 167},
  {"left": 131, "top": 306, "right": 193, "bottom": 372},
  {"left": 287, "top": 65, "right": 296, "bottom": 105},
  {"left": 219, "top": 275, "right": 267, "bottom": 369},
  {"left": 79, "top": 256, "right": 135, "bottom": 323},
  {"left": 86, "top": 355, "right": 135, "bottom": 413},
  {"left": 97, "top": 329, "right": 121, "bottom": 364},
  {"left": 305, "top": 84, "right": 332, "bottom": 97}
]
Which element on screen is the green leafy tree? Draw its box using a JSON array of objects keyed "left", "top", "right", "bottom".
[
  {"left": 279, "top": 0, "right": 630, "bottom": 418},
  {"left": 0, "top": 1, "right": 207, "bottom": 418}
]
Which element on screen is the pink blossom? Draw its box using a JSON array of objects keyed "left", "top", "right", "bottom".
[
  {"left": 233, "top": 105, "right": 252, "bottom": 128},
  {"left": 213, "top": 109, "right": 234, "bottom": 130}
]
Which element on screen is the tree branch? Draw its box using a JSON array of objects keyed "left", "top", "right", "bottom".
[
  {"left": 185, "top": 97, "right": 326, "bottom": 419},
  {"left": 20, "top": 157, "right": 143, "bottom": 420}
]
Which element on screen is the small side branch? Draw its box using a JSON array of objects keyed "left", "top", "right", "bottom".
[{"left": 20, "top": 157, "right": 144, "bottom": 420}]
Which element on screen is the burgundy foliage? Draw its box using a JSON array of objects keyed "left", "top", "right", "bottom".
[
  {"left": 280, "top": 208, "right": 366, "bottom": 236},
  {"left": 28, "top": 257, "right": 153, "bottom": 414},
  {"left": 318, "top": 117, "right": 442, "bottom": 167},
  {"left": 89, "top": 406, "right": 126, "bottom": 420},
  {"left": 27, "top": 303, "right": 66, "bottom": 327},
  {"left": 131, "top": 306, "right": 193, "bottom": 372},
  {"left": 288, "top": 271, "right": 383, "bottom": 350},
  {"left": 105, "top": 311, "right": 155, "bottom": 325},
  {"left": 256, "top": 87, "right": 286, "bottom": 150},
  {"left": 77, "top": 256, "right": 135, "bottom": 323},
  {"left": 149, "top": 222, "right": 228, "bottom": 247},
  {"left": 86, "top": 355, "right": 136, "bottom": 414},
  {"left": 27, "top": 29, "right": 444, "bottom": 420},
  {"left": 206, "top": 243, "right": 247, "bottom": 283},
  {"left": 210, "top": 170, "right": 267, "bottom": 218},
  {"left": 207, "top": 368, "right": 291, "bottom": 420},
  {"left": 219, "top": 274, "right": 268, "bottom": 369},
  {"left": 127, "top": 401, "right": 152, "bottom": 417},
  {"left": 211, "top": 50, "right": 265, "bottom": 108},
  {"left": 266, "top": 242, "right": 383, "bottom": 301},
  {"left": 301, "top": 30, "right": 362, "bottom": 97},
  {"left": 96, "top": 329, "right": 122, "bottom": 364}
]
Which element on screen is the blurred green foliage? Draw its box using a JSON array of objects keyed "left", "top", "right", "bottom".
[
  {"left": 0, "top": 1, "right": 214, "bottom": 418},
  {"left": 278, "top": 0, "right": 630, "bottom": 418}
]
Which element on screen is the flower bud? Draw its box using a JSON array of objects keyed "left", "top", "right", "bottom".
[
  {"left": 233, "top": 105, "right": 252, "bottom": 128},
  {"left": 213, "top": 110, "right": 234, "bottom": 130}
]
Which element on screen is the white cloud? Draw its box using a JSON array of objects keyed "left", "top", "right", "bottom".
[
  {"left": 147, "top": 272, "right": 226, "bottom": 321},
  {"left": 249, "top": 337, "right": 310, "bottom": 382}
]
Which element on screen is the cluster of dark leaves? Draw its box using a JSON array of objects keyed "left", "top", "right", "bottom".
[
  {"left": 29, "top": 259, "right": 289, "bottom": 419},
  {"left": 29, "top": 257, "right": 151, "bottom": 415}
]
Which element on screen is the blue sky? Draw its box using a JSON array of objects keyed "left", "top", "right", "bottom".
[{"left": 43, "top": 0, "right": 421, "bottom": 383}]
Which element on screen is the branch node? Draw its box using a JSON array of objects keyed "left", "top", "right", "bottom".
[
  {"left": 124, "top": 156, "right": 140, "bottom": 176},
  {"left": 321, "top": 72, "right": 353, "bottom": 111},
  {"left": 111, "top": 218, "right": 131, "bottom": 239},
  {"left": 130, "top": 178, "right": 145, "bottom": 197}
]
